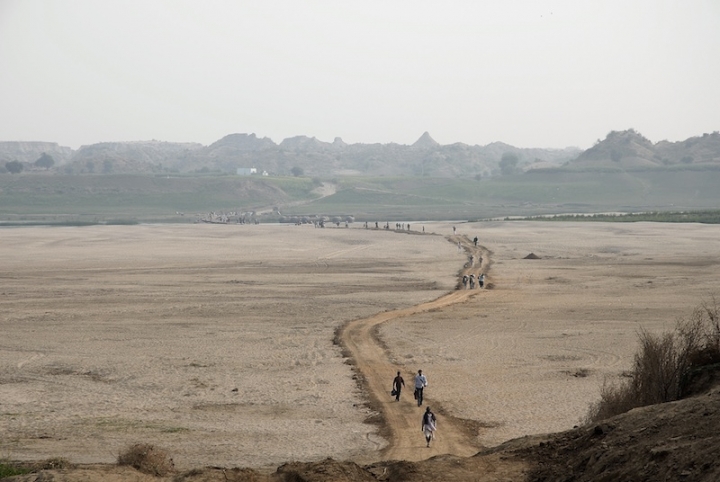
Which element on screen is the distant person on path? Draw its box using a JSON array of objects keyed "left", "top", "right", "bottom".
[
  {"left": 469, "top": 274, "right": 476, "bottom": 289},
  {"left": 392, "top": 371, "right": 405, "bottom": 401},
  {"left": 422, "top": 407, "right": 437, "bottom": 447},
  {"left": 479, "top": 273, "right": 485, "bottom": 289},
  {"left": 414, "top": 369, "right": 428, "bottom": 407},
  {"left": 453, "top": 226, "right": 456, "bottom": 235},
  {"left": 473, "top": 236, "right": 478, "bottom": 246},
  {"left": 462, "top": 274, "right": 469, "bottom": 289}
]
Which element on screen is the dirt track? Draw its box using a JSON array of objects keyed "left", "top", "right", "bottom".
[
  {"left": 341, "top": 234, "right": 491, "bottom": 461},
  {"left": 4, "top": 221, "right": 718, "bottom": 474}
]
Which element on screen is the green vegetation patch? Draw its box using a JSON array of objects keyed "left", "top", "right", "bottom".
[
  {"left": 513, "top": 210, "right": 720, "bottom": 224},
  {"left": 3, "top": 169, "right": 720, "bottom": 222},
  {"left": 0, "top": 458, "right": 72, "bottom": 477},
  {"left": 0, "top": 462, "right": 33, "bottom": 478}
]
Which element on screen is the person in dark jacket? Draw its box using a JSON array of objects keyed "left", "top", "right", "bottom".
[
  {"left": 422, "top": 407, "right": 437, "bottom": 447},
  {"left": 392, "top": 371, "right": 405, "bottom": 402}
]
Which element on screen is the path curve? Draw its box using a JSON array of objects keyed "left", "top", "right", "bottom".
[{"left": 340, "top": 235, "right": 492, "bottom": 462}]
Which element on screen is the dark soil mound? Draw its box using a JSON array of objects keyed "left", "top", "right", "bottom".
[
  {"left": 516, "top": 386, "right": 720, "bottom": 482},
  {"left": 276, "top": 459, "right": 377, "bottom": 481},
  {"left": 524, "top": 253, "right": 541, "bottom": 259}
]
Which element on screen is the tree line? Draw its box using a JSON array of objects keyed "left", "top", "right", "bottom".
[{"left": 3, "top": 153, "right": 55, "bottom": 173}]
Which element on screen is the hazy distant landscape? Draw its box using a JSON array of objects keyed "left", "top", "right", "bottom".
[
  {"left": 3, "top": 130, "right": 719, "bottom": 481},
  {"left": 0, "top": 131, "right": 582, "bottom": 178},
  {"left": 1, "top": 129, "right": 720, "bottom": 224},
  {"left": 3, "top": 2, "right": 719, "bottom": 479},
  {"left": 2, "top": 127, "right": 720, "bottom": 481}
]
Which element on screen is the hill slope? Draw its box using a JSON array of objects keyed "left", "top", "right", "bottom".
[{"left": 564, "top": 129, "right": 720, "bottom": 170}]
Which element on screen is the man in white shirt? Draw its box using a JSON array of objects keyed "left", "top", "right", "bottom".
[{"left": 414, "top": 369, "right": 428, "bottom": 407}]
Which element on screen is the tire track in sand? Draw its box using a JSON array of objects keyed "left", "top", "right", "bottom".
[{"left": 340, "top": 235, "right": 491, "bottom": 462}]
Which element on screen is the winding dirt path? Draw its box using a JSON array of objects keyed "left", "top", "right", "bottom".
[{"left": 341, "top": 234, "right": 492, "bottom": 461}]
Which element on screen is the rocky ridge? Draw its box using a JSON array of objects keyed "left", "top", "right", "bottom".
[
  {"left": 1, "top": 133, "right": 580, "bottom": 177},
  {"left": 3, "top": 129, "right": 720, "bottom": 178}
]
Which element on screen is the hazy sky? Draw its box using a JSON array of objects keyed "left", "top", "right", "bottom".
[{"left": 1, "top": 1, "right": 719, "bottom": 149}]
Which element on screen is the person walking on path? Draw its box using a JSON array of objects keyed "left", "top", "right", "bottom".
[
  {"left": 422, "top": 407, "right": 437, "bottom": 447},
  {"left": 479, "top": 273, "right": 485, "bottom": 289},
  {"left": 473, "top": 236, "right": 478, "bottom": 247},
  {"left": 414, "top": 369, "right": 428, "bottom": 407},
  {"left": 392, "top": 371, "right": 405, "bottom": 402}
]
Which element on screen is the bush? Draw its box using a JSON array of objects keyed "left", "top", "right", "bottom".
[
  {"left": 5, "top": 160, "right": 23, "bottom": 174},
  {"left": 586, "top": 297, "right": 720, "bottom": 423},
  {"left": 587, "top": 376, "right": 637, "bottom": 422},
  {"left": 117, "top": 443, "right": 174, "bottom": 476},
  {"left": 0, "top": 462, "right": 32, "bottom": 478},
  {"left": 0, "top": 458, "right": 71, "bottom": 477}
]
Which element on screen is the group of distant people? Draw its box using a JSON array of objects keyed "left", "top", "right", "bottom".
[
  {"left": 462, "top": 273, "right": 485, "bottom": 289},
  {"left": 391, "top": 369, "right": 437, "bottom": 447},
  {"left": 362, "top": 221, "right": 415, "bottom": 231},
  {"left": 360, "top": 221, "right": 431, "bottom": 234}
]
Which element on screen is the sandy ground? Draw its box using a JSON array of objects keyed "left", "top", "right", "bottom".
[
  {"left": 379, "top": 221, "right": 720, "bottom": 449},
  {"left": 1, "top": 221, "right": 719, "bottom": 472}
]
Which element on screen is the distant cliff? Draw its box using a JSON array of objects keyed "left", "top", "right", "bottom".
[
  {"left": 37, "top": 132, "right": 579, "bottom": 177},
  {"left": 564, "top": 129, "right": 720, "bottom": 170},
  {"left": 5, "top": 129, "right": 719, "bottom": 178},
  {"left": 0, "top": 141, "right": 74, "bottom": 165},
  {"left": 69, "top": 140, "right": 204, "bottom": 174}
]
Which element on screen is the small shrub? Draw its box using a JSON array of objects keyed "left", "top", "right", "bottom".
[
  {"left": 585, "top": 378, "right": 637, "bottom": 423},
  {"left": 632, "top": 328, "right": 688, "bottom": 405},
  {"left": 117, "top": 443, "right": 174, "bottom": 476},
  {"left": 0, "top": 458, "right": 71, "bottom": 477},
  {"left": 586, "top": 297, "right": 720, "bottom": 423},
  {"left": 0, "top": 461, "right": 32, "bottom": 478}
]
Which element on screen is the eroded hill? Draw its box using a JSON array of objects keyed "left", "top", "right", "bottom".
[{"left": 566, "top": 129, "right": 720, "bottom": 170}]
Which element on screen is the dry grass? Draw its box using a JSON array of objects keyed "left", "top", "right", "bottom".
[
  {"left": 117, "top": 443, "right": 175, "bottom": 476},
  {"left": 33, "top": 457, "right": 73, "bottom": 470},
  {"left": 0, "top": 458, "right": 73, "bottom": 478},
  {"left": 586, "top": 297, "right": 720, "bottom": 423}
]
